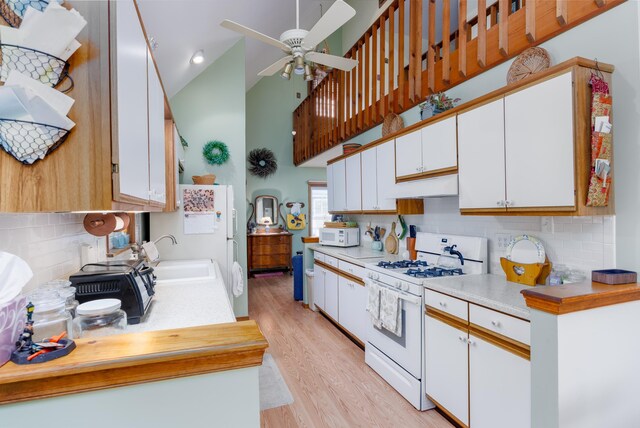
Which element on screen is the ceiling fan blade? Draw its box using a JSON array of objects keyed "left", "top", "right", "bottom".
[
  {"left": 220, "top": 20, "right": 291, "bottom": 52},
  {"left": 302, "top": 0, "right": 356, "bottom": 50},
  {"left": 258, "top": 56, "right": 294, "bottom": 76},
  {"left": 305, "top": 52, "right": 358, "bottom": 71}
]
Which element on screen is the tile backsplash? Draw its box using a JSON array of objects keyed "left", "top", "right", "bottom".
[
  {"left": 0, "top": 213, "right": 107, "bottom": 292},
  {"left": 353, "top": 197, "right": 615, "bottom": 275}
]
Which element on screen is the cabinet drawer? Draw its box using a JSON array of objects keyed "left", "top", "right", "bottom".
[
  {"left": 251, "top": 254, "right": 289, "bottom": 268},
  {"left": 470, "top": 304, "right": 530, "bottom": 345},
  {"left": 425, "top": 290, "right": 468, "bottom": 322},
  {"left": 338, "top": 260, "right": 365, "bottom": 280},
  {"left": 324, "top": 255, "right": 339, "bottom": 268},
  {"left": 251, "top": 244, "right": 290, "bottom": 256},
  {"left": 313, "top": 251, "right": 325, "bottom": 262}
]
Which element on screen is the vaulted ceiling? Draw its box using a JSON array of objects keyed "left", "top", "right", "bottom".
[{"left": 137, "top": 0, "right": 336, "bottom": 97}]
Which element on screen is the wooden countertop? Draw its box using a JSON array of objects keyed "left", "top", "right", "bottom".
[
  {"left": 521, "top": 282, "right": 640, "bottom": 315},
  {"left": 0, "top": 320, "right": 268, "bottom": 405}
]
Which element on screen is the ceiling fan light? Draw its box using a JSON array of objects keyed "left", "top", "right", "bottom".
[
  {"left": 304, "top": 64, "right": 313, "bottom": 81},
  {"left": 281, "top": 62, "right": 293, "bottom": 80},
  {"left": 294, "top": 56, "right": 305, "bottom": 75},
  {"left": 190, "top": 49, "right": 205, "bottom": 64}
]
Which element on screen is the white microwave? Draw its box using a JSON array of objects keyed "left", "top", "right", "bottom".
[{"left": 319, "top": 228, "right": 360, "bottom": 247}]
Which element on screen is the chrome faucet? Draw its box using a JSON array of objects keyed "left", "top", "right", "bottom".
[{"left": 153, "top": 234, "right": 178, "bottom": 245}]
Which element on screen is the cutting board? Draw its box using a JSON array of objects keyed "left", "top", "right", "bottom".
[{"left": 385, "top": 222, "right": 399, "bottom": 255}]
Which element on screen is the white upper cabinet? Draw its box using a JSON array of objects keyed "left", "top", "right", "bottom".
[
  {"left": 395, "top": 129, "right": 422, "bottom": 178},
  {"left": 376, "top": 141, "right": 397, "bottom": 211},
  {"left": 114, "top": 0, "right": 149, "bottom": 202},
  {"left": 147, "top": 52, "right": 166, "bottom": 204},
  {"left": 332, "top": 160, "right": 347, "bottom": 212},
  {"left": 504, "top": 72, "right": 575, "bottom": 209},
  {"left": 458, "top": 98, "right": 507, "bottom": 210},
  {"left": 361, "top": 148, "right": 378, "bottom": 211},
  {"left": 327, "top": 163, "right": 335, "bottom": 212},
  {"left": 345, "top": 154, "right": 362, "bottom": 211},
  {"left": 421, "top": 116, "right": 457, "bottom": 173}
]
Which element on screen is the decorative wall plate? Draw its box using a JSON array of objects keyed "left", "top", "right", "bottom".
[{"left": 505, "top": 234, "right": 546, "bottom": 264}]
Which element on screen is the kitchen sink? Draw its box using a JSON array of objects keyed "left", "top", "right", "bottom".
[{"left": 153, "top": 259, "right": 216, "bottom": 283}]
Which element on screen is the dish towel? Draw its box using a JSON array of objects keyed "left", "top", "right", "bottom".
[
  {"left": 366, "top": 280, "right": 382, "bottom": 329},
  {"left": 380, "top": 288, "right": 403, "bottom": 337},
  {"left": 232, "top": 261, "right": 244, "bottom": 297}
]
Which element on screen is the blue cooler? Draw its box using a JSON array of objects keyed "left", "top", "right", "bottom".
[{"left": 292, "top": 252, "right": 303, "bottom": 301}]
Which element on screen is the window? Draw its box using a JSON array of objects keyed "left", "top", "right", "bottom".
[{"left": 308, "top": 181, "right": 331, "bottom": 237}]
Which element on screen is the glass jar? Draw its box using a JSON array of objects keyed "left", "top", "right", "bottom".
[
  {"left": 73, "top": 299, "right": 127, "bottom": 339},
  {"left": 564, "top": 269, "right": 587, "bottom": 284},
  {"left": 41, "top": 280, "right": 79, "bottom": 317},
  {"left": 27, "top": 290, "right": 73, "bottom": 342}
]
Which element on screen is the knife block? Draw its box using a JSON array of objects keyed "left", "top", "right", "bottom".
[
  {"left": 406, "top": 237, "right": 417, "bottom": 260},
  {"left": 501, "top": 257, "right": 552, "bottom": 286}
]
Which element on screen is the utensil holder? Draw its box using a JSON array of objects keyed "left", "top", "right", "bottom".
[
  {"left": 1, "top": 44, "right": 72, "bottom": 90},
  {"left": 0, "top": 118, "right": 70, "bottom": 165},
  {"left": 501, "top": 257, "right": 551, "bottom": 287},
  {"left": 0, "top": 0, "right": 50, "bottom": 27}
]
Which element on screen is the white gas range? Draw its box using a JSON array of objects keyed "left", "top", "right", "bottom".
[{"left": 363, "top": 232, "right": 488, "bottom": 411}]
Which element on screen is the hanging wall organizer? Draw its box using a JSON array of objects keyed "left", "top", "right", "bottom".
[{"left": 0, "top": 0, "right": 50, "bottom": 28}]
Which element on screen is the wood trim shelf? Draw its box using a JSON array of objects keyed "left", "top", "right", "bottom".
[
  {"left": 315, "top": 260, "right": 365, "bottom": 286},
  {"left": 468, "top": 323, "right": 530, "bottom": 360},
  {"left": 395, "top": 166, "right": 458, "bottom": 183},
  {"left": 0, "top": 321, "right": 268, "bottom": 405},
  {"left": 521, "top": 281, "right": 640, "bottom": 315},
  {"left": 425, "top": 305, "right": 469, "bottom": 332},
  {"left": 301, "top": 237, "right": 320, "bottom": 244}
]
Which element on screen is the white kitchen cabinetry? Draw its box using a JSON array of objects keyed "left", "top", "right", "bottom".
[
  {"left": 114, "top": 0, "right": 149, "bottom": 202},
  {"left": 458, "top": 99, "right": 507, "bottom": 210},
  {"left": 469, "top": 335, "right": 531, "bottom": 428},
  {"left": 338, "top": 277, "right": 367, "bottom": 343},
  {"left": 361, "top": 141, "right": 397, "bottom": 212},
  {"left": 314, "top": 265, "right": 326, "bottom": 310},
  {"left": 147, "top": 51, "right": 166, "bottom": 204},
  {"left": 504, "top": 72, "right": 575, "bottom": 209},
  {"left": 332, "top": 160, "right": 347, "bottom": 212},
  {"left": 345, "top": 154, "right": 362, "bottom": 211},
  {"left": 324, "top": 268, "right": 339, "bottom": 321},
  {"left": 327, "top": 162, "right": 335, "bottom": 212},
  {"left": 425, "top": 315, "right": 469, "bottom": 426},
  {"left": 421, "top": 116, "right": 458, "bottom": 174},
  {"left": 395, "top": 129, "right": 422, "bottom": 178}
]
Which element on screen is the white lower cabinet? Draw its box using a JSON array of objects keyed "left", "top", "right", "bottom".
[
  {"left": 314, "top": 265, "right": 325, "bottom": 310},
  {"left": 469, "top": 335, "right": 531, "bottom": 428},
  {"left": 425, "top": 315, "right": 469, "bottom": 426},
  {"left": 324, "top": 269, "right": 339, "bottom": 320},
  {"left": 338, "top": 277, "right": 367, "bottom": 343}
]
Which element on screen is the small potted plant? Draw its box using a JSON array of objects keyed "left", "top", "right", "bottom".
[{"left": 419, "top": 92, "right": 461, "bottom": 120}]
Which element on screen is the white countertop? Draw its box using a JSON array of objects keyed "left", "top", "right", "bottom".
[
  {"left": 424, "top": 274, "right": 531, "bottom": 320},
  {"left": 309, "top": 244, "right": 403, "bottom": 267},
  {"left": 127, "top": 262, "right": 236, "bottom": 333}
]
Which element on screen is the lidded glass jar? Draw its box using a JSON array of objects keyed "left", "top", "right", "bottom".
[
  {"left": 27, "top": 289, "right": 74, "bottom": 342},
  {"left": 41, "top": 280, "right": 79, "bottom": 317},
  {"left": 73, "top": 299, "right": 127, "bottom": 338}
]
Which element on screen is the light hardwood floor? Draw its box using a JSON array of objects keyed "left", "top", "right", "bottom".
[{"left": 249, "top": 274, "right": 454, "bottom": 428}]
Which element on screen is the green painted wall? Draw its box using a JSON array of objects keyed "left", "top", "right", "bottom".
[
  {"left": 245, "top": 31, "right": 343, "bottom": 256},
  {"left": 170, "top": 40, "right": 249, "bottom": 316}
]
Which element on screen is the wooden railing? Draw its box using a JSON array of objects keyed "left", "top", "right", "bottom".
[{"left": 293, "top": 0, "right": 624, "bottom": 166}]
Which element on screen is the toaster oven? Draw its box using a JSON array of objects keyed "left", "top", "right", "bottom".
[
  {"left": 69, "top": 260, "right": 155, "bottom": 325},
  {"left": 319, "top": 227, "right": 360, "bottom": 247}
]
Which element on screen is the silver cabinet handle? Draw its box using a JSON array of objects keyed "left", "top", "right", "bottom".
[
  {"left": 468, "top": 339, "right": 476, "bottom": 346},
  {"left": 505, "top": 200, "right": 513, "bottom": 207},
  {"left": 439, "top": 301, "right": 447, "bottom": 308},
  {"left": 497, "top": 200, "right": 504, "bottom": 206},
  {"left": 491, "top": 320, "right": 501, "bottom": 327},
  {"left": 458, "top": 336, "right": 467, "bottom": 343}
]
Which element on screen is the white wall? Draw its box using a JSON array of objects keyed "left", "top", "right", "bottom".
[
  {"left": 342, "top": 1, "right": 640, "bottom": 273},
  {"left": 0, "top": 213, "right": 106, "bottom": 292}
]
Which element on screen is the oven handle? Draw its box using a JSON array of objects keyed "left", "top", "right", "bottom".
[{"left": 366, "top": 279, "right": 422, "bottom": 306}]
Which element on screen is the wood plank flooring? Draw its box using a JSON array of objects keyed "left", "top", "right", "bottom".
[{"left": 248, "top": 274, "right": 453, "bottom": 428}]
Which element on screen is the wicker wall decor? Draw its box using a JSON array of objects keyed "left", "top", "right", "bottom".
[
  {"left": 507, "top": 47, "right": 551, "bottom": 84},
  {"left": 248, "top": 148, "right": 278, "bottom": 178},
  {"left": 382, "top": 113, "right": 404, "bottom": 137}
]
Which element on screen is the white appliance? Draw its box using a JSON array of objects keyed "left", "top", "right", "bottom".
[
  {"left": 364, "top": 232, "right": 488, "bottom": 411},
  {"left": 150, "top": 185, "right": 238, "bottom": 304},
  {"left": 319, "top": 227, "right": 360, "bottom": 247}
]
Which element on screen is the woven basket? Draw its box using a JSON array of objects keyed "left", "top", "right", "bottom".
[
  {"left": 507, "top": 47, "right": 551, "bottom": 84},
  {"left": 382, "top": 113, "right": 404, "bottom": 137},
  {"left": 192, "top": 174, "right": 216, "bottom": 185}
]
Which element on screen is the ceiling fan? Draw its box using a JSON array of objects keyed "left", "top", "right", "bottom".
[{"left": 221, "top": 0, "right": 358, "bottom": 81}]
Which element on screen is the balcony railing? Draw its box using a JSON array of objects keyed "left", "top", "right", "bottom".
[{"left": 293, "top": 0, "right": 624, "bottom": 166}]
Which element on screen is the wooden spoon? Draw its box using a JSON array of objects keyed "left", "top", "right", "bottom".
[{"left": 385, "top": 223, "right": 398, "bottom": 255}]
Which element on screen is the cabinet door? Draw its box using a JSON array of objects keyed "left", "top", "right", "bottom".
[
  {"left": 338, "top": 278, "right": 367, "bottom": 342},
  {"left": 469, "top": 334, "right": 531, "bottom": 428},
  {"left": 395, "top": 129, "right": 422, "bottom": 178},
  {"left": 324, "top": 269, "right": 339, "bottom": 320},
  {"left": 425, "top": 315, "right": 469, "bottom": 426},
  {"left": 332, "top": 160, "right": 347, "bottom": 212},
  {"left": 421, "top": 116, "right": 458, "bottom": 173},
  {"left": 345, "top": 154, "right": 362, "bottom": 211},
  {"left": 327, "top": 163, "right": 335, "bottom": 212},
  {"left": 361, "top": 149, "right": 378, "bottom": 210},
  {"left": 458, "top": 99, "right": 507, "bottom": 210},
  {"left": 376, "top": 141, "right": 397, "bottom": 211},
  {"left": 147, "top": 52, "right": 166, "bottom": 204},
  {"left": 314, "top": 265, "right": 326, "bottom": 310},
  {"left": 114, "top": 0, "right": 149, "bottom": 203},
  {"left": 504, "top": 72, "right": 575, "bottom": 209}
]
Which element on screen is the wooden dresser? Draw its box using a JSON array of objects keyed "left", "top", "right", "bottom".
[{"left": 247, "top": 232, "right": 293, "bottom": 276}]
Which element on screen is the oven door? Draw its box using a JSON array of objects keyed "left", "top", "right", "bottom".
[{"left": 366, "top": 279, "right": 423, "bottom": 379}]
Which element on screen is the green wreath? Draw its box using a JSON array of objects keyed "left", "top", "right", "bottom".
[{"left": 202, "top": 140, "right": 230, "bottom": 165}]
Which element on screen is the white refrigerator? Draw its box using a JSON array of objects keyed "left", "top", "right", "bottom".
[{"left": 150, "top": 185, "right": 238, "bottom": 302}]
